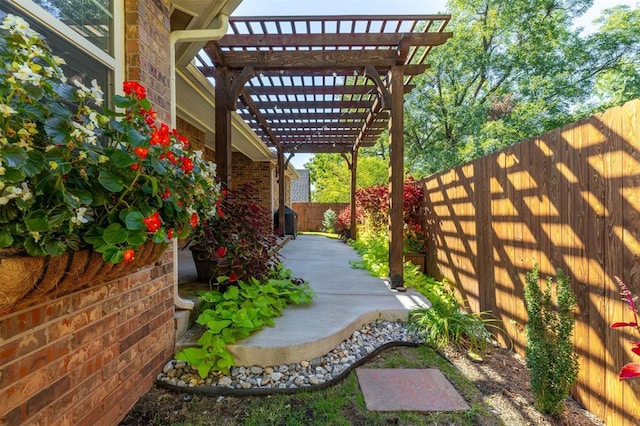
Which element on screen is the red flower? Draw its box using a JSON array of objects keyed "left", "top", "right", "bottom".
[
  {"left": 162, "top": 188, "right": 171, "bottom": 200},
  {"left": 177, "top": 134, "right": 189, "bottom": 147},
  {"left": 216, "top": 247, "right": 227, "bottom": 257},
  {"left": 150, "top": 124, "right": 170, "bottom": 146},
  {"left": 167, "top": 228, "right": 174, "bottom": 240},
  {"left": 143, "top": 212, "right": 162, "bottom": 232},
  {"left": 229, "top": 272, "right": 238, "bottom": 282},
  {"left": 123, "top": 81, "right": 146, "bottom": 100},
  {"left": 179, "top": 156, "right": 193, "bottom": 174},
  {"left": 133, "top": 146, "right": 148, "bottom": 159},
  {"left": 166, "top": 152, "right": 177, "bottom": 165},
  {"left": 123, "top": 249, "right": 136, "bottom": 264},
  {"left": 217, "top": 206, "right": 225, "bottom": 218},
  {"left": 190, "top": 212, "right": 199, "bottom": 227},
  {"left": 130, "top": 164, "right": 139, "bottom": 171}
]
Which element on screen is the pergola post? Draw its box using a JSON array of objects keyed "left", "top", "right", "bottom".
[
  {"left": 277, "top": 148, "right": 286, "bottom": 235},
  {"left": 214, "top": 67, "right": 232, "bottom": 186},
  {"left": 388, "top": 65, "right": 405, "bottom": 290},
  {"left": 350, "top": 149, "right": 358, "bottom": 240}
]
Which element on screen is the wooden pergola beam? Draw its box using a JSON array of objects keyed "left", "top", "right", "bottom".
[
  {"left": 236, "top": 85, "right": 415, "bottom": 96},
  {"left": 238, "top": 88, "right": 282, "bottom": 149},
  {"left": 217, "top": 32, "right": 452, "bottom": 48},
  {"left": 200, "top": 64, "right": 428, "bottom": 76},
  {"left": 239, "top": 111, "right": 370, "bottom": 121},
  {"left": 220, "top": 50, "right": 398, "bottom": 69}
]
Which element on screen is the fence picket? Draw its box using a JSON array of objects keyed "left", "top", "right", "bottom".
[{"left": 422, "top": 99, "right": 640, "bottom": 425}]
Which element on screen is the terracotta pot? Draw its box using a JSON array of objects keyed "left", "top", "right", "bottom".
[{"left": 404, "top": 253, "right": 426, "bottom": 273}]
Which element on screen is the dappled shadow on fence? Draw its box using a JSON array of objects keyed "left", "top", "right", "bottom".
[{"left": 421, "top": 99, "right": 640, "bottom": 425}]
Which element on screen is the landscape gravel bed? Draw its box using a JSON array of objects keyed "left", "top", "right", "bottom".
[{"left": 156, "top": 321, "right": 423, "bottom": 395}]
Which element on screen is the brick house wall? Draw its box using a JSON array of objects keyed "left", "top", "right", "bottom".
[
  {"left": 231, "top": 152, "right": 274, "bottom": 212},
  {"left": 176, "top": 117, "right": 215, "bottom": 161},
  {"left": 0, "top": 252, "right": 175, "bottom": 425},
  {"left": 125, "top": 0, "right": 172, "bottom": 123},
  {"left": 0, "top": 1, "right": 178, "bottom": 425}
]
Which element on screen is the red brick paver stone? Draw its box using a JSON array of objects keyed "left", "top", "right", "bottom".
[{"left": 356, "top": 368, "right": 470, "bottom": 412}]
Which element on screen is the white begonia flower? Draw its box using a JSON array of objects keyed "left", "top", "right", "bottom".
[
  {"left": 0, "top": 181, "right": 4, "bottom": 190},
  {"left": 73, "top": 78, "right": 89, "bottom": 92},
  {"left": 29, "top": 45, "right": 44, "bottom": 59},
  {"left": 31, "top": 232, "right": 41, "bottom": 242},
  {"left": 13, "top": 63, "right": 42, "bottom": 84},
  {"left": 0, "top": 104, "right": 17, "bottom": 117},
  {"left": 16, "top": 183, "right": 32, "bottom": 201},
  {"left": 71, "top": 207, "right": 90, "bottom": 226},
  {"left": 1, "top": 14, "right": 37, "bottom": 39},
  {"left": 90, "top": 79, "right": 104, "bottom": 106},
  {"left": 70, "top": 128, "right": 82, "bottom": 141},
  {"left": 0, "top": 196, "right": 9, "bottom": 206}
]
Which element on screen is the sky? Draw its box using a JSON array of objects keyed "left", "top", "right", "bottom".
[{"left": 232, "top": 0, "right": 638, "bottom": 169}]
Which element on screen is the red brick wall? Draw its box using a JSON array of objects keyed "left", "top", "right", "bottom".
[
  {"left": 0, "top": 252, "right": 175, "bottom": 425},
  {"left": 177, "top": 117, "right": 211, "bottom": 160},
  {"left": 125, "top": 0, "right": 172, "bottom": 123},
  {"left": 232, "top": 152, "right": 274, "bottom": 212}
]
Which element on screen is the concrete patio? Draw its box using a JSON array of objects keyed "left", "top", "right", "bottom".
[{"left": 177, "top": 234, "right": 429, "bottom": 367}]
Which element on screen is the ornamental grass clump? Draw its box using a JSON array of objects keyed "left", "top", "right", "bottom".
[
  {"left": 0, "top": 14, "right": 219, "bottom": 263},
  {"left": 524, "top": 265, "right": 579, "bottom": 415}
]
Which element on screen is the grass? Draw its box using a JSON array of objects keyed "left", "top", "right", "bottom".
[
  {"left": 298, "top": 231, "right": 340, "bottom": 239},
  {"left": 120, "top": 346, "right": 499, "bottom": 426}
]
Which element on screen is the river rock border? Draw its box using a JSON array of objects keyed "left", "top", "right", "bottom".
[{"left": 156, "top": 321, "right": 424, "bottom": 396}]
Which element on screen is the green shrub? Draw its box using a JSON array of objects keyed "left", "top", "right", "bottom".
[
  {"left": 322, "top": 208, "right": 337, "bottom": 233},
  {"left": 524, "top": 265, "right": 579, "bottom": 415}
]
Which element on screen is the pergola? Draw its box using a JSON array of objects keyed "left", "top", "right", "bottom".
[{"left": 196, "top": 14, "right": 451, "bottom": 288}]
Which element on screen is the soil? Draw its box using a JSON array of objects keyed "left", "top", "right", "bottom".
[
  {"left": 120, "top": 345, "right": 604, "bottom": 425},
  {"left": 442, "top": 345, "right": 604, "bottom": 426}
]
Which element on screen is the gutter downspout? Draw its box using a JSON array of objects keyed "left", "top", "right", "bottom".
[{"left": 170, "top": 14, "right": 229, "bottom": 310}]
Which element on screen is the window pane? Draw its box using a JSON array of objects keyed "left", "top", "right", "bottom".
[
  {"left": 31, "top": 0, "right": 113, "bottom": 54},
  {"left": 1, "top": 4, "right": 112, "bottom": 102}
]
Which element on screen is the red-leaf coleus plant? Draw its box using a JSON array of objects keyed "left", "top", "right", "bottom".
[{"left": 610, "top": 276, "right": 640, "bottom": 379}]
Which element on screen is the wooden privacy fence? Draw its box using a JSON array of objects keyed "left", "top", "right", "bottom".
[
  {"left": 291, "top": 202, "right": 349, "bottom": 232},
  {"left": 421, "top": 99, "right": 640, "bottom": 425}
]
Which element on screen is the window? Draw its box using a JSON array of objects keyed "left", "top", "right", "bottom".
[
  {"left": 31, "top": 0, "right": 113, "bottom": 55},
  {"left": 2, "top": 1, "right": 114, "bottom": 102}
]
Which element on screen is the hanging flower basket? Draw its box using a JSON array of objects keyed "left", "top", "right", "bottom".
[{"left": 0, "top": 242, "right": 167, "bottom": 313}]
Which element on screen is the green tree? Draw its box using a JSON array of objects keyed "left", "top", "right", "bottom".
[
  {"left": 306, "top": 153, "right": 388, "bottom": 202},
  {"left": 587, "top": 6, "right": 640, "bottom": 111},
  {"left": 404, "top": 0, "right": 640, "bottom": 176}
]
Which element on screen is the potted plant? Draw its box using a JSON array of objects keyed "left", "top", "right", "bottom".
[
  {"left": 187, "top": 183, "right": 279, "bottom": 286},
  {"left": 0, "top": 14, "right": 220, "bottom": 311},
  {"left": 403, "top": 221, "right": 427, "bottom": 272}
]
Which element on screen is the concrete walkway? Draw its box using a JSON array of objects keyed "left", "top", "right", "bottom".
[{"left": 225, "top": 234, "right": 429, "bottom": 366}]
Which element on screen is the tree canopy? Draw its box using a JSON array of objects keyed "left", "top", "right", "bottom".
[
  {"left": 404, "top": 0, "right": 640, "bottom": 176},
  {"left": 308, "top": 1, "right": 640, "bottom": 199}
]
